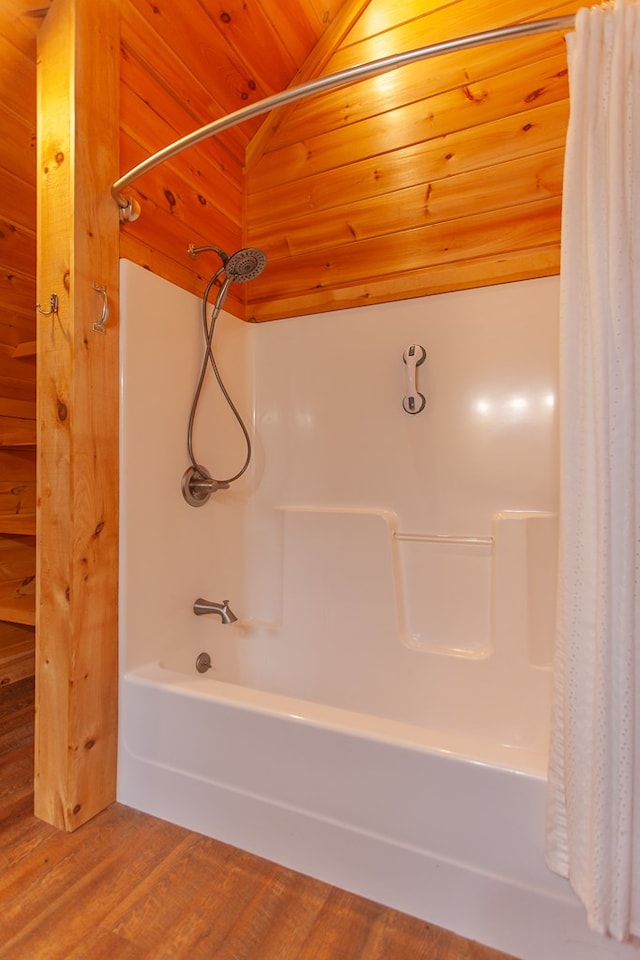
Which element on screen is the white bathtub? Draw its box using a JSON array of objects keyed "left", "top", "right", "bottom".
[{"left": 118, "top": 660, "right": 636, "bottom": 960}]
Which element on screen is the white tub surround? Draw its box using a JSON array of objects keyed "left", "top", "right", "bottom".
[{"left": 119, "top": 263, "right": 636, "bottom": 959}]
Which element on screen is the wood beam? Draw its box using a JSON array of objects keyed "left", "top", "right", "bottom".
[{"left": 35, "top": 0, "right": 120, "bottom": 830}]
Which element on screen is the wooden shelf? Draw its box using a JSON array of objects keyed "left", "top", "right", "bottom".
[{"left": 11, "top": 341, "right": 37, "bottom": 359}]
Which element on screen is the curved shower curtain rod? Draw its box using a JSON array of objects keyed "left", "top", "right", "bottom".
[{"left": 112, "top": 14, "right": 575, "bottom": 221}]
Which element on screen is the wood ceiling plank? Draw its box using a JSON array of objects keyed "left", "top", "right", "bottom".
[
  {"left": 248, "top": 100, "right": 569, "bottom": 226},
  {"left": 263, "top": 32, "right": 566, "bottom": 153},
  {"left": 342, "top": 0, "right": 557, "bottom": 52},
  {"left": 120, "top": 7, "right": 249, "bottom": 158},
  {"left": 119, "top": 132, "right": 241, "bottom": 236},
  {"left": 247, "top": 0, "right": 378, "bottom": 166},
  {"left": 248, "top": 245, "right": 560, "bottom": 322},
  {"left": 126, "top": 0, "right": 273, "bottom": 125},
  {"left": 249, "top": 51, "right": 568, "bottom": 189},
  {"left": 197, "top": 0, "right": 318, "bottom": 90},
  {"left": 249, "top": 194, "right": 561, "bottom": 299},
  {"left": 121, "top": 2, "right": 242, "bottom": 137},
  {"left": 251, "top": 148, "right": 564, "bottom": 259},
  {"left": 120, "top": 50, "right": 246, "bottom": 168}
]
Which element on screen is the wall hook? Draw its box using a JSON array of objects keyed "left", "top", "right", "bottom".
[
  {"left": 92, "top": 282, "right": 109, "bottom": 334},
  {"left": 36, "top": 293, "right": 59, "bottom": 317}
]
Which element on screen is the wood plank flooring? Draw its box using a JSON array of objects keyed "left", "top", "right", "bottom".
[{"left": 0, "top": 678, "right": 520, "bottom": 960}]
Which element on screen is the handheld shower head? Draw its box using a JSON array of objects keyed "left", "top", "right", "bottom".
[
  {"left": 187, "top": 243, "right": 267, "bottom": 283},
  {"left": 224, "top": 247, "right": 267, "bottom": 283},
  {"left": 182, "top": 240, "right": 266, "bottom": 506}
]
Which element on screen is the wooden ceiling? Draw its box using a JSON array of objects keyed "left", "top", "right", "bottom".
[
  {"left": 118, "top": 0, "right": 595, "bottom": 321},
  {"left": 245, "top": 0, "right": 587, "bottom": 320},
  {"left": 118, "top": 0, "right": 360, "bottom": 317},
  {"left": 5, "top": 0, "right": 599, "bottom": 322}
]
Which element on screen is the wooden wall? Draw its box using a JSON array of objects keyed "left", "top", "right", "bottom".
[{"left": 0, "top": 1, "right": 46, "bottom": 685}]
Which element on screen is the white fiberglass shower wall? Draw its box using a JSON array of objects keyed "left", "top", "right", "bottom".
[
  {"left": 120, "top": 261, "right": 636, "bottom": 959},
  {"left": 120, "top": 259, "right": 558, "bottom": 746},
  {"left": 121, "top": 260, "right": 558, "bottom": 754}
]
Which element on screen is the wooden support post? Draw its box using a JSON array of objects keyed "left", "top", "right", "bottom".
[{"left": 35, "top": 0, "right": 120, "bottom": 830}]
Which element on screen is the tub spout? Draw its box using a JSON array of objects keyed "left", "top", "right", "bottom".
[{"left": 193, "top": 598, "right": 238, "bottom": 624}]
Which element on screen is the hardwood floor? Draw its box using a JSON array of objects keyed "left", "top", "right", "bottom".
[{"left": 0, "top": 678, "right": 519, "bottom": 960}]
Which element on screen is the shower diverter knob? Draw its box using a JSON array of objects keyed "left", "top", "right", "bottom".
[{"left": 402, "top": 344, "right": 426, "bottom": 414}]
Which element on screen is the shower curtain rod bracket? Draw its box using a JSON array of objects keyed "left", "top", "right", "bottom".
[{"left": 118, "top": 195, "right": 141, "bottom": 223}]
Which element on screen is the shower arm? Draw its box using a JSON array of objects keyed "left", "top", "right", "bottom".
[{"left": 112, "top": 15, "right": 575, "bottom": 221}]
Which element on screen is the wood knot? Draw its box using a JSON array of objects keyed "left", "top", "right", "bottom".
[
  {"left": 72, "top": 803, "right": 82, "bottom": 815},
  {"left": 57, "top": 400, "right": 68, "bottom": 421},
  {"left": 462, "top": 84, "right": 487, "bottom": 105},
  {"left": 424, "top": 183, "right": 433, "bottom": 212},
  {"left": 220, "top": 10, "right": 231, "bottom": 22},
  {"left": 84, "top": 739, "right": 96, "bottom": 751},
  {"left": 93, "top": 521, "right": 105, "bottom": 538},
  {"left": 525, "top": 87, "right": 545, "bottom": 103}
]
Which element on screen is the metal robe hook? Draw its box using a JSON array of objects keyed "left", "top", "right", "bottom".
[
  {"left": 35, "top": 293, "right": 59, "bottom": 317},
  {"left": 92, "top": 282, "right": 109, "bottom": 334}
]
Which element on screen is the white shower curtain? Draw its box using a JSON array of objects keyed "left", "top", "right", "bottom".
[{"left": 546, "top": 0, "right": 640, "bottom": 942}]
